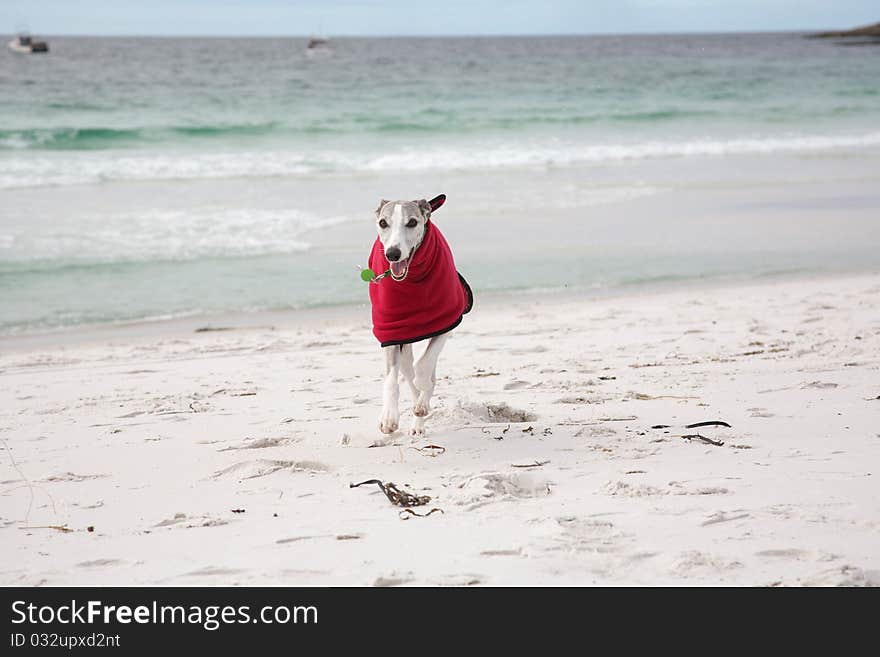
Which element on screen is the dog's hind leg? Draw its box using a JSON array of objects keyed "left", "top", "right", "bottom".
[
  {"left": 411, "top": 333, "right": 448, "bottom": 434},
  {"left": 399, "top": 343, "right": 418, "bottom": 398},
  {"left": 399, "top": 344, "right": 426, "bottom": 438},
  {"left": 379, "top": 345, "right": 401, "bottom": 434}
]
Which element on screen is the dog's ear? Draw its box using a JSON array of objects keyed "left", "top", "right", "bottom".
[
  {"left": 416, "top": 199, "right": 431, "bottom": 219},
  {"left": 375, "top": 199, "right": 390, "bottom": 216}
]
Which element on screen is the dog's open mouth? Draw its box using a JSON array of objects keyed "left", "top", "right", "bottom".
[{"left": 389, "top": 254, "right": 411, "bottom": 281}]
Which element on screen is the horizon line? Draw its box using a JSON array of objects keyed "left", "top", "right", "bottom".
[{"left": 1, "top": 27, "right": 847, "bottom": 39}]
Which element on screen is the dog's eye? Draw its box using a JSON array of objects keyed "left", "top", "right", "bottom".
[
  {"left": 406, "top": 218, "right": 418, "bottom": 228},
  {"left": 378, "top": 219, "right": 388, "bottom": 229}
]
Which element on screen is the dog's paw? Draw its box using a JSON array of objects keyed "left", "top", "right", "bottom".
[
  {"left": 409, "top": 424, "right": 425, "bottom": 438},
  {"left": 379, "top": 416, "right": 399, "bottom": 434},
  {"left": 413, "top": 397, "right": 430, "bottom": 417}
]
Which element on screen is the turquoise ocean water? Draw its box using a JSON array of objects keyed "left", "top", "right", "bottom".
[{"left": 1, "top": 34, "right": 879, "bottom": 334}]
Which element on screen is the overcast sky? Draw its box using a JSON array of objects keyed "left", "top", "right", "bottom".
[{"left": 3, "top": 0, "right": 877, "bottom": 36}]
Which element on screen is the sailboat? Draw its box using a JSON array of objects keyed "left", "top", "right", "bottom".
[{"left": 306, "top": 23, "right": 332, "bottom": 56}]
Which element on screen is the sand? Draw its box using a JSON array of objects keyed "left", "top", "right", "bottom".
[{"left": 1, "top": 272, "right": 879, "bottom": 586}]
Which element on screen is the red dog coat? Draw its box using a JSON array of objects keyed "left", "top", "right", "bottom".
[{"left": 368, "top": 221, "right": 472, "bottom": 347}]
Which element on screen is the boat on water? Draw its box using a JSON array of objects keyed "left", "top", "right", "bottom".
[
  {"left": 8, "top": 34, "right": 49, "bottom": 54},
  {"left": 306, "top": 36, "right": 332, "bottom": 56}
]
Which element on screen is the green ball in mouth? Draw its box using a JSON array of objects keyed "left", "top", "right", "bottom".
[{"left": 360, "top": 268, "right": 376, "bottom": 282}]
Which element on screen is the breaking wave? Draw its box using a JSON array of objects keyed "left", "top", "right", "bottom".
[{"left": 2, "top": 131, "right": 879, "bottom": 189}]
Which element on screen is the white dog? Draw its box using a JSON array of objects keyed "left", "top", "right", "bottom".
[{"left": 366, "top": 196, "right": 472, "bottom": 437}]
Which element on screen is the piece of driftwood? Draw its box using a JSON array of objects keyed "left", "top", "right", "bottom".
[
  {"left": 350, "top": 479, "right": 431, "bottom": 507},
  {"left": 682, "top": 434, "right": 724, "bottom": 447},
  {"left": 685, "top": 420, "right": 732, "bottom": 429},
  {"left": 21, "top": 524, "right": 72, "bottom": 533},
  {"left": 399, "top": 508, "right": 443, "bottom": 519},
  {"left": 630, "top": 392, "right": 698, "bottom": 400},
  {"left": 558, "top": 417, "right": 635, "bottom": 426},
  {"left": 511, "top": 460, "right": 550, "bottom": 469},
  {"left": 411, "top": 444, "right": 446, "bottom": 457}
]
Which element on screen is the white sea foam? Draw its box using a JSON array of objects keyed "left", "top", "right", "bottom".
[
  {"left": 363, "top": 132, "right": 880, "bottom": 171},
  {"left": 1, "top": 131, "right": 878, "bottom": 190},
  {"left": 0, "top": 208, "right": 355, "bottom": 265},
  {"left": 491, "top": 184, "right": 665, "bottom": 211}
]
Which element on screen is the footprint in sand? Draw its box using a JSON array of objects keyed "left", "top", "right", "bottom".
[
  {"left": 210, "top": 459, "right": 330, "bottom": 480},
  {"left": 154, "top": 512, "right": 189, "bottom": 528},
  {"left": 76, "top": 559, "right": 124, "bottom": 568},
  {"left": 669, "top": 482, "right": 729, "bottom": 496},
  {"left": 454, "top": 471, "right": 551, "bottom": 509},
  {"left": 480, "top": 548, "right": 523, "bottom": 557},
  {"left": 153, "top": 513, "right": 230, "bottom": 529},
  {"left": 511, "top": 345, "right": 548, "bottom": 355},
  {"left": 793, "top": 565, "right": 880, "bottom": 587},
  {"left": 553, "top": 516, "right": 629, "bottom": 553},
  {"left": 472, "top": 401, "right": 537, "bottom": 423},
  {"left": 431, "top": 400, "right": 537, "bottom": 425},
  {"left": 428, "top": 574, "right": 484, "bottom": 586},
  {"left": 701, "top": 511, "right": 750, "bottom": 526},
  {"left": 669, "top": 550, "right": 743, "bottom": 579},
  {"left": 755, "top": 548, "right": 810, "bottom": 559},
  {"left": 276, "top": 533, "right": 363, "bottom": 544},
  {"left": 601, "top": 480, "right": 666, "bottom": 497},
  {"left": 602, "top": 480, "right": 729, "bottom": 497},
  {"left": 184, "top": 566, "right": 245, "bottom": 577},
  {"left": 574, "top": 425, "right": 617, "bottom": 438},
  {"left": 556, "top": 395, "right": 603, "bottom": 404},
  {"left": 748, "top": 407, "right": 774, "bottom": 418},
  {"left": 41, "top": 472, "right": 108, "bottom": 483},
  {"left": 801, "top": 381, "right": 838, "bottom": 390},
  {"left": 373, "top": 573, "right": 415, "bottom": 587},
  {"left": 218, "top": 436, "right": 301, "bottom": 451}
]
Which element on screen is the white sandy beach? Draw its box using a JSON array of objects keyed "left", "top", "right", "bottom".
[{"left": 1, "top": 272, "right": 879, "bottom": 586}]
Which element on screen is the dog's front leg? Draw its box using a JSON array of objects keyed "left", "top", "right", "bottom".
[
  {"left": 412, "top": 334, "right": 448, "bottom": 434},
  {"left": 379, "top": 345, "right": 401, "bottom": 434},
  {"left": 399, "top": 343, "right": 425, "bottom": 438}
]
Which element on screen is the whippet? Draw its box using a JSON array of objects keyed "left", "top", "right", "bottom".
[{"left": 366, "top": 196, "right": 472, "bottom": 437}]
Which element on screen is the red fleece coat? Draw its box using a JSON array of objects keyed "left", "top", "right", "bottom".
[{"left": 368, "top": 221, "right": 473, "bottom": 346}]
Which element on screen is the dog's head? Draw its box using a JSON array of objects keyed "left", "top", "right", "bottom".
[{"left": 374, "top": 199, "right": 432, "bottom": 281}]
